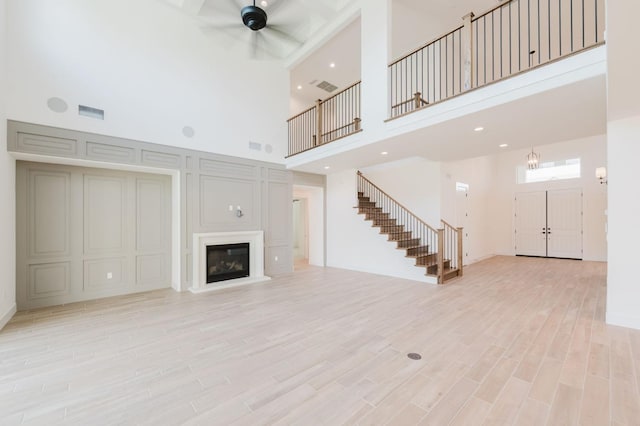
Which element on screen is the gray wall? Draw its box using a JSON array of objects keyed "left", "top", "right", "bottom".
[
  {"left": 16, "top": 162, "right": 172, "bottom": 309},
  {"left": 8, "top": 121, "right": 293, "bottom": 300}
]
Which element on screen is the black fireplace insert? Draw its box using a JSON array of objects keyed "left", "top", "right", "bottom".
[{"left": 206, "top": 243, "right": 250, "bottom": 283}]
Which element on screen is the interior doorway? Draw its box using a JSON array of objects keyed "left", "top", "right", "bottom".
[
  {"left": 455, "top": 182, "right": 470, "bottom": 266},
  {"left": 515, "top": 188, "right": 583, "bottom": 259},
  {"left": 292, "top": 185, "right": 325, "bottom": 268}
]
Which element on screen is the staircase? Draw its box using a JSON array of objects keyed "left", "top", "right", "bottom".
[{"left": 356, "top": 171, "right": 463, "bottom": 284}]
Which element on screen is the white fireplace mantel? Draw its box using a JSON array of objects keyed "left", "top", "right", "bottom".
[{"left": 190, "top": 231, "right": 270, "bottom": 294}]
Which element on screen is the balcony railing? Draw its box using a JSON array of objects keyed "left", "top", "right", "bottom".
[
  {"left": 389, "top": 0, "right": 605, "bottom": 119},
  {"left": 287, "top": 81, "right": 361, "bottom": 157}
]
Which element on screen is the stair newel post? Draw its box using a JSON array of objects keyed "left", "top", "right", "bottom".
[
  {"left": 315, "top": 99, "right": 323, "bottom": 146},
  {"left": 413, "top": 92, "right": 422, "bottom": 109},
  {"left": 462, "top": 12, "right": 475, "bottom": 91},
  {"left": 457, "top": 227, "right": 464, "bottom": 277},
  {"left": 437, "top": 228, "right": 445, "bottom": 284}
]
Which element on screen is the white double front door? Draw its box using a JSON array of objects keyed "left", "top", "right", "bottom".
[{"left": 515, "top": 189, "right": 583, "bottom": 259}]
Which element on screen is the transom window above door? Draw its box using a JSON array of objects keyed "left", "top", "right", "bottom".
[{"left": 517, "top": 158, "right": 581, "bottom": 184}]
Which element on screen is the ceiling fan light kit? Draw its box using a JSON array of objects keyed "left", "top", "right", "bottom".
[{"left": 241, "top": 2, "right": 267, "bottom": 31}]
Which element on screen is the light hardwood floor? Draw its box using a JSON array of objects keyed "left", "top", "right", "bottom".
[{"left": 1, "top": 256, "right": 638, "bottom": 425}]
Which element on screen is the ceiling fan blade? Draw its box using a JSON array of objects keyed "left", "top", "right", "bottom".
[
  {"left": 228, "top": 0, "right": 246, "bottom": 11},
  {"left": 266, "top": 25, "right": 303, "bottom": 47},
  {"left": 263, "top": 0, "right": 288, "bottom": 16},
  {"left": 250, "top": 31, "right": 260, "bottom": 60}
]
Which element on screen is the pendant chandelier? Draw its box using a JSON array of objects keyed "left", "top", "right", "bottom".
[{"left": 527, "top": 147, "right": 540, "bottom": 170}]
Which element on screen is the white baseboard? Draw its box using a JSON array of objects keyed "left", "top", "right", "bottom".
[
  {"left": 606, "top": 312, "right": 640, "bottom": 331},
  {"left": 0, "top": 304, "right": 17, "bottom": 331}
]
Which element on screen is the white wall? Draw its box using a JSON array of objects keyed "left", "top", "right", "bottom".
[
  {"left": 391, "top": 0, "right": 496, "bottom": 60},
  {"left": 5, "top": 0, "right": 289, "bottom": 163},
  {"left": 362, "top": 157, "right": 441, "bottom": 225},
  {"left": 0, "top": 0, "right": 17, "bottom": 329},
  {"left": 485, "top": 136, "right": 607, "bottom": 262},
  {"left": 441, "top": 155, "right": 496, "bottom": 264},
  {"left": 326, "top": 168, "right": 431, "bottom": 282},
  {"left": 606, "top": 0, "right": 640, "bottom": 329}
]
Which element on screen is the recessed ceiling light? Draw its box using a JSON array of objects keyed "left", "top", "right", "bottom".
[
  {"left": 260, "top": 0, "right": 268, "bottom": 7},
  {"left": 474, "top": 127, "right": 484, "bottom": 132},
  {"left": 329, "top": 62, "right": 336, "bottom": 68},
  {"left": 297, "top": 85, "right": 302, "bottom": 90},
  {"left": 381, "top": 151, "right": 388, "bottom": 155},
  {"left": 499, "top": 143, "right": 508, "bottom": 148},
  {"left": 324, "top": 166, "right": 330, "bottom": 170}
]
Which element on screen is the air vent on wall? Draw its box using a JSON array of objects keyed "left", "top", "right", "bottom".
[
  {"left": 78, "top": 105, "right": 104, "bottom": 120},
  {"left": 316, "top": 81, "right": 338, "bottom": 93}
]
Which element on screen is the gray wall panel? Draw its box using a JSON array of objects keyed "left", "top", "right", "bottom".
[
  {"left": 136, "top": 179, "right": 167, "bottom": 252},
  {"left": 83, "top": 258, "right": 127, "bottom": 291},
  {"left": 141, "top": 150, "right": 181, "bottom": 168},
  {"left": 16, "top": 161, "right": 172, "bottom": 310},
  {"left": 86, "top": 141, "right": 136, "bottom": 163},
  {"left": 136, "top": 254, "right": 166, "bottom": 286},
  {"left": 17, "top": 133, "right": 77, "bottom": 157},
  {"left": 199, "top": 175, "right": 258, "bottom": 230},
  {"left": 28, "top": 262, "right": 70, "bottom": 299},
  {"left": 83, "top": 175, "right": 127, "bottom": 254},
  {"left": 28, "top": 170, "right": 70, "bottom": 258}
]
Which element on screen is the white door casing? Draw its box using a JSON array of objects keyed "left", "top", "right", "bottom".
[{"left": 514, "top": 189, "right": 583, "bottom": 259}]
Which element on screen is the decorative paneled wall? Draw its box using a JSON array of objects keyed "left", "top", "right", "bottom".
[
  {"left": 16, "top": 162, "right": 172, "bottom": 309},
  {"left": 8, "top": 120, "right": 293, "bottom": 303}
]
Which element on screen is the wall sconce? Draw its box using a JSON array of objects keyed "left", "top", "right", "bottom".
[
  {"left": 236, "top": 206, "right": 244, "bottom": 218},
  {"left": 595, "top": 167, "right": 607, "bottom": 185}
]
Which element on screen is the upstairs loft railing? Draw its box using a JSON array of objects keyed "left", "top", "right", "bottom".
[
  {"left": 287, "top": 81, "right": 361, "bottom": 157},
  {"left": 389, "top": 0, "right": 605, "bottom": 119}
]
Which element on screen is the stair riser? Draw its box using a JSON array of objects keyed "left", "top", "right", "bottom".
[
  {"left": 373, "top": 219, "right": 397, "bottom": 226},
  {"left": 426, "top": 260, "right": 451, "bottom": 275},
  {"left": 358, "top": 203, "right": 377, "bottom": 209},
  {"left": 388, "top": 232, "right": 412, "bottom": 241},
  {"left": 415, "top": 254, "right": 438, "bottom": 265},
  {"left": 359, "top": 206, "right": 382, "bottom": 212},
  {"left": 397, "top": 239, "right": 420, "bottom": 249},
  {"left": 380, "top": 226, "right": 404, "bottom": 233},
  {"left": 406, "top": 246, "right": 430, "bottom": 257}
]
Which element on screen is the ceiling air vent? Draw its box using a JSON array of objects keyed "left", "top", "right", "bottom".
[
  {"left": 79, "top": 105, "right": 104, "bottom": 120},
  {"left": 316, "top": 81, "right": 338, "bottom": 93}
]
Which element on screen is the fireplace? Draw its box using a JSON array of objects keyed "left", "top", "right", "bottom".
[
  {"left": 191, "top": 231, "right": 269, "bottom": 293},
  {"left": 206, "top": 243, "right": 250, "bottom": 283}
]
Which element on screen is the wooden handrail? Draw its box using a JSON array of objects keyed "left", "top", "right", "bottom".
[
  {"left": 357, "top": 171, "right": 438, "bottom": 234},
  {"left": 440, "top": 219, "right": 456, "bottom": 229},
  {"left": 471, "top": 0, "right": 518, "bottom": 22},
  {"left": 321, "top": 119, "right": 360, "bottom": 137},
  {"left": 391, "top": 96, "right": 428, "bottom": 109},
  {"left": 319, "top": 80, "right": 361, "bottom": 107},
  {"left": 389, "top": 25, "right": 464, "bottom": 67},
  {"left": 286, "top": 105, "right": 316, "bottom": 123}
]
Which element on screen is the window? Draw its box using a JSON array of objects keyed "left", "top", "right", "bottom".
[{"left": 517, "top": 158, "right": 581, "bottom": 184}]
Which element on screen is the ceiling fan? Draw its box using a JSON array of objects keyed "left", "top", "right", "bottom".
[{"left": 201, "top": 0, "right": 307, "bottom": 59}]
